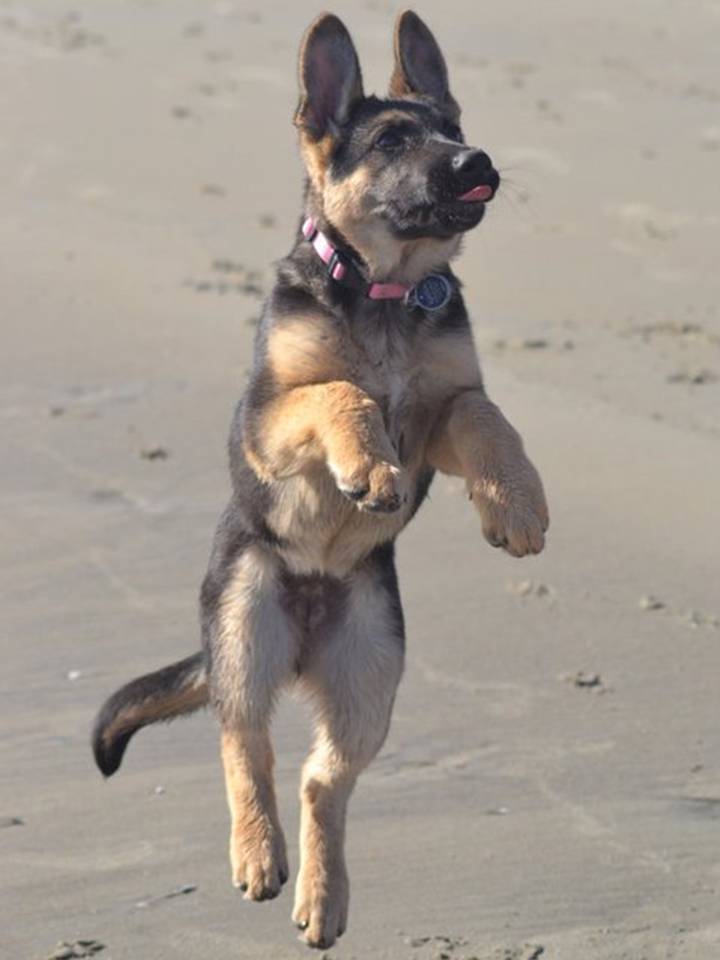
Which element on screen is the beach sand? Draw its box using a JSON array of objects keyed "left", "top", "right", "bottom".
[{"left": 2, "top": 2, "right": 719, "bottom": 957}]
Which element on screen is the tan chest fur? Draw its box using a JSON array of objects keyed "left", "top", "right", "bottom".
[
  {"left": 262, "top": 304, "right": 482, "bottom": 577},
  {"left": 267, "top": 325, "right": 430, "bottom": 577}
]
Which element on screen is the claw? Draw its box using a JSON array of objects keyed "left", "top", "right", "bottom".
[{"left": 342, "top": 485, "right": 369, "bottom": 502}]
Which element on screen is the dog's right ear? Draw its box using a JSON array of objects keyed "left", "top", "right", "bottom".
[{"left": 294, "top": 13, "right": 364, "bottom": 140}]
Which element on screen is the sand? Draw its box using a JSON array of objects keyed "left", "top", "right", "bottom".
[{"left": 2, "top": 1, "right": 719, "bottom": 957}]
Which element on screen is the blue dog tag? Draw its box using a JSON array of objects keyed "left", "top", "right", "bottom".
[{"left": 408, "top": 273, "right": 453, "bottom": 311}]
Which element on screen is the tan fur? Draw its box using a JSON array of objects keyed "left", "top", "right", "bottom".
[
  {"left": 389, "top": 13, "right": 418, "bottom": 99},
  {"left": 388, "top": 234, "right": 462, "bottom": 284},
  {"left": 427, "top": 390, "right": 549, "bottom": 556},
  {"left": 252, "top": 312, "right": 455, "bottom": 577},
  {"left": 252, "top": 319, "right": 544, "bottom": 578},
  {"left": 292, "top": 772, "right": 351, "bottom": 946},
  {"left": 299, "top": 132, "right": 335, "bottom": 191},
  {"left": 216, "top": 536, "right": 406, "bottom": 939},
  {"left": 268, "top": 313, "right": 347, "bottom": 388},
  {"left": 293, "top": 565, "right": 404, "bottom": 947},
  {"left": 221, "top": 728, "right": 288, "bottom": 900},
  {"left": 323, "top": 163, "right": 372, "bottom": 225},
  {"left": 245, "top": 380, "right": 402, "bottom": 501},
  {"left": 417, "top": 328, "right": 483, "bottom": 392},
  {"left": 214, "top": 550, "right": 296, "bottom": 900},
  {"left": 212, "top": 547, "right": 298, "bottom": 726},
  {"left": 323, "top": 160, "right": 462, "bottom": 283},
  {"left": 265, "top": 469, "right": 411, "bottom": 579},
  {"left": 341, "top": 223, "right": 460, "bottom": 285},
  {"left": 372, "top": 107, "right": 423, "bottom": 128}
]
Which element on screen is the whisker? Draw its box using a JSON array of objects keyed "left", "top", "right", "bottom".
[
  {"left": 494, "top": 182, "right": 539, "bottom": 223},
  {"left": 498, "top": 178, "right": 528, "bottom": 197},
  {"left": 494, "top": 190, "right": 528, "bottom": 221},
  {"left": 497, "top": 171, "right": 528, "bottom": 189},
  {"left": 497, "top": 164, "right": 534, "bottom": 177}
]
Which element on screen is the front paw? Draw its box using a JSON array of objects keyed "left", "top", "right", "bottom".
[
  {"left": 331, "top": 458, "right": 406, "bottom": 514},
  {"left": 471, "top": 469, "right": 549, "bottom": 558}
]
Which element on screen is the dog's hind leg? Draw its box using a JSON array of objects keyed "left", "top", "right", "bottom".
[
  {"left": 204, "top": 542, "right": 297, "bottom": 902},
  {"left": 293, "top": 545, "right": 405, "bottom": 949},
  {"left": 220, "top": 725, "right": 289, "bottom": 901}
]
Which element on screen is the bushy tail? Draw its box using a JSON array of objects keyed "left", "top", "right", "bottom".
[{"left": 92, "top": 652, "right": 209, "bottom": 777}]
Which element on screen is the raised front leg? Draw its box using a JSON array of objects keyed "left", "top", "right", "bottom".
[
  {"left": 244, "top": 380, "right": 405, "bottom": 513},
  {"left": 427, "top": 389, "right": 549, "bottom": 557},
  {"left": 293, "top": 550, "right": 405, "bottom": 948}
]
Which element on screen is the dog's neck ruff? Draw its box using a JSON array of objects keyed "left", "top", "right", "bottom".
[{"left": 301, "top": 217, "right": 453, "bottom": 312}]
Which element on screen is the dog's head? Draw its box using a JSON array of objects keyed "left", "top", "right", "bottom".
[{"left": 294, "top": 10, "right": 500, "bottom": 281}]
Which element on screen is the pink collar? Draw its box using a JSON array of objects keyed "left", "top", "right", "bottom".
[{"left": 302, "top": 217, "right": 411, "bottom": 301}]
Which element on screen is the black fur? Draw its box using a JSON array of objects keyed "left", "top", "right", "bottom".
[{"left": 92, "top": 653, "right": 206, "bottom": 777}]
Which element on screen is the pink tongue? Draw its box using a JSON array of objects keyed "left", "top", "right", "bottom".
[{"left": 458, "top": 184, "right": 493, "bottom": 202}]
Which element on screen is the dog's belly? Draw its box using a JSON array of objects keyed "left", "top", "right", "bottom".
[{"left": 266, "top": 462, "right": 419, "bottom": 578}]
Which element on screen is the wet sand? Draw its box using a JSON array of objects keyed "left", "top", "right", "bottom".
[{"left": 2, "top": 2, "right": 719, "bottom": 957}]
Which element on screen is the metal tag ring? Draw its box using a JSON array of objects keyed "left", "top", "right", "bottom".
[{"left": 407, "top": 273, "right": 453, "bottom": 312}]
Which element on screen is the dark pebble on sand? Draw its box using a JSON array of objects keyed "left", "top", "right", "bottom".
[
  {"left": 639, "top": 594, "right": 665, "bottom": 611},
  {"left": 140, "top": 446, "right": 169, "bottom": 461},
  {"left": 47, "top": 941, "right": 105, "bottom": 959},
  {"left": 0, "top": 815, "right": 24, "bottom": 828},
  {"left": 667, "top": 369, "right": 717, "bottom": 385},
  {"left": 573, "top": 671, "right": 602, "bottom": 689}
]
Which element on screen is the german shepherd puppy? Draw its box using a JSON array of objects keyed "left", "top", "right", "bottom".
[{"left": 92, "top": 11, "right": 548, "bottom": 950}]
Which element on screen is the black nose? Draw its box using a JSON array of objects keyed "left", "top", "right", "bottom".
[{"left": 452, "top": 149, "right": 492, "bottom": 177}]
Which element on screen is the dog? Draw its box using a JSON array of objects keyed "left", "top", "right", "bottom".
[{"left": 92, "top": 10, "right": 549, "bottom": 950}]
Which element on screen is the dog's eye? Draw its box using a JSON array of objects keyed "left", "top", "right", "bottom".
[{"left": 375, "top": 128, "right": 405, "bottom": 150}]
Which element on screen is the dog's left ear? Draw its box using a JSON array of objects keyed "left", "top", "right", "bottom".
[
  {"left": 295, "top": 13, "right": 364, "bottom": 139},
  {"left": 389, "top": 10, "right": 460, "bottom": 118}
]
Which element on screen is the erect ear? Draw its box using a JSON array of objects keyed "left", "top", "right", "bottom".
[
  {"left": 389, "top": 10, "right": 460, "bottom": 118},
  {"left": 294, "top": 13, "right": 364, "bottom": 139}
]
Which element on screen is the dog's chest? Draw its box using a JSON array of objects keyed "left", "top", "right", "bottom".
[
  {"left": 267, "top": 314, "right": 444, "bottom": 578},
  {"left": 352, "top": 321, "right": 418, "bottom": 441},
  {"left": 270, "top": 332, "right": 425, "bottom": 577}
]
